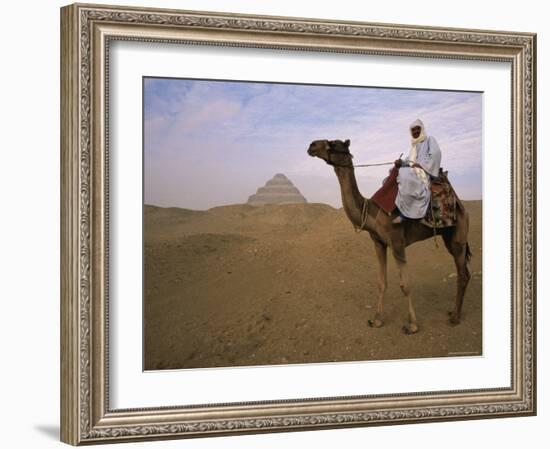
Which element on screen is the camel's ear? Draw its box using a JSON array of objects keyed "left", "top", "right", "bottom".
[{"left": 344, "top": 139, "right": 350, "bottom": 148}]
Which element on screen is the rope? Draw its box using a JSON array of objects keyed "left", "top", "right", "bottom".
[
  {"left": 353, "top": 156, "right": 394, "bottom": 234},
  {"left": 430, "top": 199, "right": 439, "bottom": 248},
  {"left": 354, "top": 199, "right": 369, "bottom": 233},
  {"left": 353, "top": 161, "right": 394, "bottom": 168},
  {"left": 354, "top": 154, "right": 402, "bottom": 169}
]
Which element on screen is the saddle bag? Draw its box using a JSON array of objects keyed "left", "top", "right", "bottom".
[{"left": 421, "top": 169, "right": 458, "bottom": 228}]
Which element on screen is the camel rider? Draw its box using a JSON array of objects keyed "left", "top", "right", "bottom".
[{"left": 392, "top": 119, "right": 442, "bottom": 224}]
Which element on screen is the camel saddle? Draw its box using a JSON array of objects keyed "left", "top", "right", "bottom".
[{"left": 372, "top": 167, "right": 463, "bottom": 228}]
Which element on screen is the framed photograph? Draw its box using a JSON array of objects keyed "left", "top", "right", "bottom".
[{"left": 60, "top": 3, "right": 536, "bottom": 445}]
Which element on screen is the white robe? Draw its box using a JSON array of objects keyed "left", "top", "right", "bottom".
[{"left": 395, "top": 136, "right": 442, "bottom": 219}]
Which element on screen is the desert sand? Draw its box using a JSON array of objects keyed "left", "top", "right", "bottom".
[{"left": 144, "top": 201, "right": 482, "bottom": 370}]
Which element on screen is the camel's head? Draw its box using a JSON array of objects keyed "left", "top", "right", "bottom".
[{"left": 307, "top": 139, "right": 353, "bottom": 167}]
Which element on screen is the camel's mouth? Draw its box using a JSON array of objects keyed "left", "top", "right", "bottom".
[{"left": 307, "top": 141, "right": 324, "bottom": 157}]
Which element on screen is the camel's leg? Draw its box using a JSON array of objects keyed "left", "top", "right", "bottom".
[
  {"left": 392, "top": 247, "right": 418, "bottom": 334},
  {"left": 442, "top": 231, "right": 471, "bottom": 325},
  {"left": 368, "top": 240, "right": 387, "bottom": 328}
]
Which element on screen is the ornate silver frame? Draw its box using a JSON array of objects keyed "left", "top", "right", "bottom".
[{"left": 60, "top": 3, "right": 536, "bottom": 445}]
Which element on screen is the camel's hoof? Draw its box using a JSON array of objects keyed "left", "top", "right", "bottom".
[
  {"left": 448, "top": 317, "right": 461, "bottom": 326},
  {"left": 368, "top": 319, "right": 384, "bottom": 328},
  {"left": 402, "top": 323, "right": 419, "bottom": 335},
  {"left": 448, "top": 311, "right": 461, "bottom": 326}
]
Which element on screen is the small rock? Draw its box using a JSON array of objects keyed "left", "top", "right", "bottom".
[{"left": 448, "top": 273, "right": 457, "bottom": 279}]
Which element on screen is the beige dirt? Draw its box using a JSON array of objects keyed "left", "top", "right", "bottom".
[{"left": 144, "top": 201, "right": 482, "bottom": 370}]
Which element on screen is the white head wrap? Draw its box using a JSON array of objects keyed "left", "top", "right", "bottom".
[
  {"left": 408, "top": 119, "right": 428, "bottom": 185},
  {"left": 409, "top": 119, "right": 427, "bottom": 145}
]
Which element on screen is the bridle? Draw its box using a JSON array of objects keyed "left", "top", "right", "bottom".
[{"left": 325, "top": 143, "right": 354, "bottom": 168}]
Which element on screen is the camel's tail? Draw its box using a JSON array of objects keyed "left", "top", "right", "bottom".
[{"left": 466, "top": 243, "right": 472, "bottom": 264}]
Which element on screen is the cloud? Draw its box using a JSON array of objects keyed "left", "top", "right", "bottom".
[{"left": 144, "top": 78, "right": 482, "bottom": 208}]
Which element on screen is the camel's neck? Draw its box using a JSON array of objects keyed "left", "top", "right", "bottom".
[{"left": 334, "top": 166, "right": 369, "bottom": 229}]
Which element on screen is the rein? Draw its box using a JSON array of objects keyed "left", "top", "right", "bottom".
[
  {"left": 326, "top": 147, "right": 402, "bottom": 169},
  {"left": 354, "top": 153, "right": 403, "bottom": 168},
  {"left": 354, "top": 161, "right": 395, "bottom": 168},
  {"left": 324, "top": 145, "right": 399, "bottom": 234},
  {"left": 326, "top": 152, "right": 395, "bottom": 169}
]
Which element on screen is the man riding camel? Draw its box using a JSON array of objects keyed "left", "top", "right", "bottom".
[{"left": 392, "top": 119, "right": 442, "bottom": 224}]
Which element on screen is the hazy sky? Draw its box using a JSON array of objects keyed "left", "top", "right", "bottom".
[{"left": 144, "top": 77, "right": 482, "bottom": 209}]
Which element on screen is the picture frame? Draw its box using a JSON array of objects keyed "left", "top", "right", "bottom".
[{"left": 60, "top": 2, "right": 536, "bottom": 445}]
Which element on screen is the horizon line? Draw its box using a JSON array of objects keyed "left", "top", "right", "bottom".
[{"left": 144, "top": 199, "right": 483, "bottom": 212}]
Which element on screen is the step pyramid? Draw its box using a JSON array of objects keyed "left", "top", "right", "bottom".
[{"left": 247, "top": 173, "right": 307, "bottom": 205}]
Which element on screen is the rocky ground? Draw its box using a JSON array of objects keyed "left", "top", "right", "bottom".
[{"left": 144, "top": 201, "right": 482, "bottom": 370}]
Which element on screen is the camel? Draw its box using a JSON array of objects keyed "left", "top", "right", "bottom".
[{"left": 307, "top": 138, "right": 471, "bottom": 334}]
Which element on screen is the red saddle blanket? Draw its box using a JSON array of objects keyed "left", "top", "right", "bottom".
[{"left": 371, "top": 166, "right": 399, "bottom": 214}]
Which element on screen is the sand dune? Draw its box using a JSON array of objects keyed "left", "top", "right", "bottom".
[{"left": 144, "top": 201, "right": 482, "bottom": 370}]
